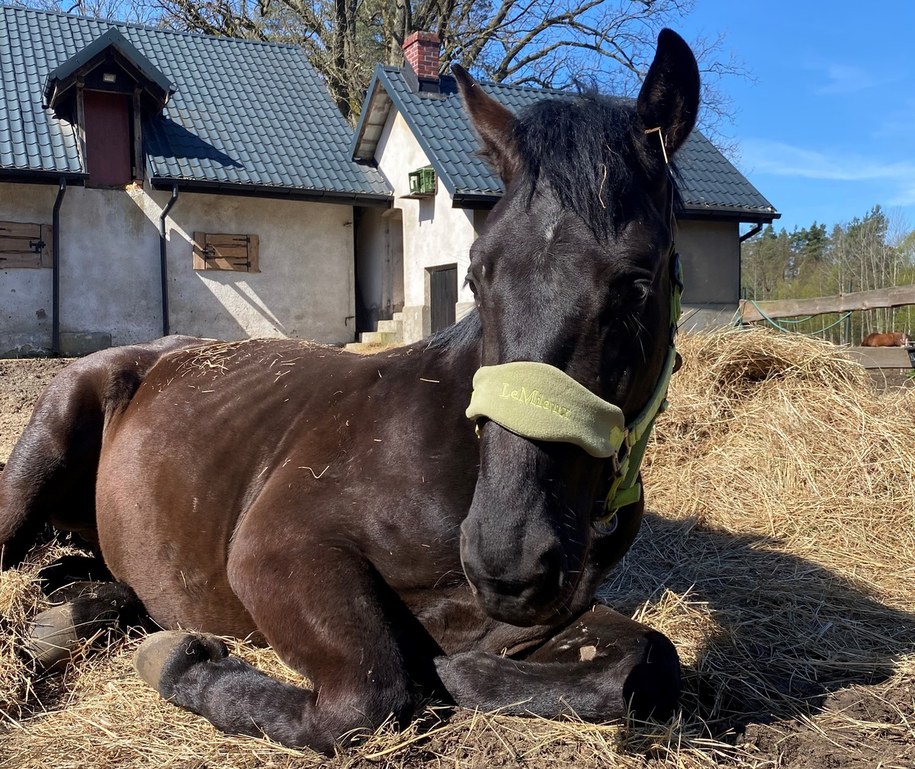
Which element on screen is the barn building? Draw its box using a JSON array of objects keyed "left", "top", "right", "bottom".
[
  {"left": 350, "top": 33, "right": 780, "bottom": 345},
  {"left": 0, "top": 7, "right": 779, "bottom": 356},
  {"left": 0, "top": 4, "right": 387, "bottom": 356}
]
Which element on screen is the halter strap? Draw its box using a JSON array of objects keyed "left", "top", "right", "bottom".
[{"left": 595, "top": 252, "right": 682, "bottom": 526}]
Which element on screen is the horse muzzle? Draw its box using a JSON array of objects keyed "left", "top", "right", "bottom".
[{"left": 459, "top": 508, "right": 579, "bottom": 626}]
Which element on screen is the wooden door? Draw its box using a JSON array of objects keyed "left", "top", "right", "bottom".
[
  {"left": 430, "top": 265, "right": 457, "bottom": 333},
  {"left": 84, "top": 90, "right": 132, "bottom": 186}
]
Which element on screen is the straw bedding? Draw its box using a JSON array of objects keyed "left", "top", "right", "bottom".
[{"left": 1, "top": 328, "right": 913, "bottom": 769}]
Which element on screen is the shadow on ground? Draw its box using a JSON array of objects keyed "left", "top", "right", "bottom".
[{"left": 600, "top": 511, "right": 915, "bottom": 738}]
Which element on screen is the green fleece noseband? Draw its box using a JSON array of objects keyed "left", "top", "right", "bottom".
[{"left": 466, "top": 363, "right": 627, "bottom": 458}]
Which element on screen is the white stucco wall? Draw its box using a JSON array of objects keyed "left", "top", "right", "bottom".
[
  {"left": 0, "top": 181, "right": 355, "bottom": 355},
  {"left": 374, "top": 110, "right": 476, "bottom": 341}
]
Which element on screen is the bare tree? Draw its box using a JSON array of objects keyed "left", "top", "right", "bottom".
[
  {"left": 24, "top": 0, "right": 161, "bottom": 24},
  {"left": 142, "top": 0, "right": 741, "bottom": 129},
  {"left": 20, "top": 0, "right": 744, "bottom": 136}
]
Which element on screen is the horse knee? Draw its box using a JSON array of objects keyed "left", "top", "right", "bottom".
[
  {"left": 319, "top": 681, "right": 415, "bottom": 747},
  {"left": 622, "top": 630, "right": 681, "bottom": 719}
]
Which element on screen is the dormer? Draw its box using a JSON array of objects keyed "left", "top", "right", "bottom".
[{"left": 42, "top": 29, "right": 174, "bottom": 187}]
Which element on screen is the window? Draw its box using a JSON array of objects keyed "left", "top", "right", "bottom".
[
  {"left": 0, "top": 221, "right": 52, "bottom": 269},
  {"left": 193, "top": 232, "right": 260, "bottom": 272}
]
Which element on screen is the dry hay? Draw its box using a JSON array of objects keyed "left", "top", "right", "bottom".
[{"left": 2, "top": 327, "right": 915, "bottom": 768}]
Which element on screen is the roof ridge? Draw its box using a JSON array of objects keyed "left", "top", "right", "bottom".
[{"left": 1, "top": 2, "right": 303, "bottom": 52}]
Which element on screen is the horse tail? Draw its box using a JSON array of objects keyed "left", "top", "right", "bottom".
[{"left": 0, "top": 336, "right": 208, "bottom": 569}]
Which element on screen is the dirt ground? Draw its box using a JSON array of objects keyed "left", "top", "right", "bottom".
[
  {"left": 0, "top": 357, "right": 72, "bottom": 465},
  {"left": 1, "top": 347, "right": 914, "bottom": 769}
]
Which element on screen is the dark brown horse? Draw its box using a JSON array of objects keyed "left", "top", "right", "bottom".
[{"left": 0, "top": 30, "right": 699, "bottom": 754}]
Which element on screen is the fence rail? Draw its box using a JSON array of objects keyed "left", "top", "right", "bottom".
[
  {"left": 843, "top": 346, "right": 914, "bottom": 369},
  {"left": 738, "top": 285, "right": 915, "bottom": 324}
]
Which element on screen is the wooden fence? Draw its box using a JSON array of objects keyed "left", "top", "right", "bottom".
[
  {"left": 738, "top": 285, "right": 915, "bottom": 370},
  {"left": 737, "top": 285, "right": 915, "bottom": 324}
]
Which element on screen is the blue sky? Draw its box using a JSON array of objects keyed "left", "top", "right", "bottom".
[{"left": 676, "top": 1, "right": 915, "bottom": 237}]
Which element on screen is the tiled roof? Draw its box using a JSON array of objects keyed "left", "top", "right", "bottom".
[
  {"left": 0, "top": 4, "right": 389, "bottom": 200},
  {"left": 354, "top": 66, "right": 779, "bottom": 221}
]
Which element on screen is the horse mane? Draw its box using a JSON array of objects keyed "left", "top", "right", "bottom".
[
  {"left": 511, "top": 94, "right": 665, "bottom": 238},
  {"left": 424, "top": 309, "right": 482, "bottom": 352}
]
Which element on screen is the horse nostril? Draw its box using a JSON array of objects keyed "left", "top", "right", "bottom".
[{"left": 539, "top": 546, "right": 564, "bottom": 583}]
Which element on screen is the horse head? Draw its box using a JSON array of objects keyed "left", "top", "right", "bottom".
[{"left": 454, "top": 30, "right": 700, "bottom": 625}]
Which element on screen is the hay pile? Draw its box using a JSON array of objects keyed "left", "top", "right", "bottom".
[{"left": 2, "top": 328, "right": 914, "bottom": 769}]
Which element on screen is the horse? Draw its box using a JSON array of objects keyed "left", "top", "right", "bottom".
[
  {"left": 861, "top": 331, "right": 909, "bottom": 347},
  {"left": 0, "top": 29, "right": 699, "bottom": 754}
]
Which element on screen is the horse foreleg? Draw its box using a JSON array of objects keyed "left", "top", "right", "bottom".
[
  {"left": 134, "top": 534, "right": 417, "bottom": 755},
  {"left": 434, "top": 603, "right": 680, "bottom": 721},
  {"left": 136, "top": 631, "right": 347, "bottom": 753}
]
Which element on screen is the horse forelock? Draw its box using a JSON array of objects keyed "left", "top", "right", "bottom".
[{"left": 511, "top": 94, "right": 664, "bottom": 239}]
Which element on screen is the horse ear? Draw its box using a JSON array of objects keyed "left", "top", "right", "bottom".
[
  {"left": 636, "top": 29, "right": 700, "bottom": 159},
  {"left": 453, "top": 64, "right": 519, "bottom": 184}
]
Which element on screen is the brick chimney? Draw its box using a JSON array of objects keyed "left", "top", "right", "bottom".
[{"left": 403, "top": 31, "right": 441, "bottom": 93}]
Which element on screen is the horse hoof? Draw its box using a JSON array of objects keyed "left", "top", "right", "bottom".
[
  {"left": 135, "top": 631, "right": 229, "bottom": 698},
  {"left": 24, "top": 604, "right": 84, "bottom": 672}
]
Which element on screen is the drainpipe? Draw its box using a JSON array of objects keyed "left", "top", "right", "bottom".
[
  {"left": 51, "top": 178, "right": 67, "bottom": 357},
  {"left": 739, "top": 222, "right": 763, "bottom": 243},
  {"left": 159, "top": 185, "right": 179, "bottom": 336}
]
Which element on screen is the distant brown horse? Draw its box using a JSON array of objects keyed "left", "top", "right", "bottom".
[
  {"left": 0, "top": 30, "right": 699, "bottom": 754},
  {"left": 862, "top": 331, "right": 909, "bottom": 347}
]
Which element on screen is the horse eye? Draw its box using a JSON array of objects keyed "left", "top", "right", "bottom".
[{"left": 631, "top": 279, "right": 652, "bottom": 304}]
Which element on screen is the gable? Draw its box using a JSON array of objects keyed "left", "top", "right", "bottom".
[
  {"left": 355, "top": 66, "right": 779, "bottom": 221},
  {"left": 43, "top": 27, "right": 173, "bottom": 116}
]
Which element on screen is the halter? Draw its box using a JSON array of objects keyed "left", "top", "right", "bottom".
[
  {"left": 467, "top": 129, "right": 681, "bottom": 531},
  {"left": 465, "top": 253, "right": 681, "bottom": 530}
]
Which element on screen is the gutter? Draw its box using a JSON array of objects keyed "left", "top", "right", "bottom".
[
  {"left": 737, "top": 223, "right": 765, "bottom": 307},
  {"left": 159, "top": 185, "right": 179, "bottom": 336},
  {"left": 51, "top": 178, "right": 67, "bottom": 356},
  {"left": 150, "top": 178, "right": 392, "bottom": 208}
]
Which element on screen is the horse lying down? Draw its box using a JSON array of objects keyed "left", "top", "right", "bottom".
[
  {"left": 0, "top": 29, "right": 699, "bottom": 754},
  {"left": 861, "top": 331, "right": 909, "bottom": 347}
]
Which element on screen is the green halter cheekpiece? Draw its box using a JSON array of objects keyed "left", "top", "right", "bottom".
[{"left": 466, "top": 254, "right": 682, "bottom": 530}]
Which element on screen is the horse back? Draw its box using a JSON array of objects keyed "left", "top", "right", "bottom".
[{"left": 862, "top": 331, "right": 908, "bottom": 347}]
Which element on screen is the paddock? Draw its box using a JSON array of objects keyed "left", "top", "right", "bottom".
[{"left": 1, "top": 328, "right": 913, "bottom": 769}]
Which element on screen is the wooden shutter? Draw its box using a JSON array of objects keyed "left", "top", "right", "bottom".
[
  {"left": 192, "top": 232, "right": 260, "bottom": 272},
  {"left": 0, "top": 221, "right": 53, "bottom": 269}
]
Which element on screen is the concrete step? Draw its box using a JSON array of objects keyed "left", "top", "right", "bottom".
[
  {"left": 359, "top": 330, "right": 399, "bottom": 346},
  {"left": 376, "top": 317, "right": 403, "bottom": 337}
]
